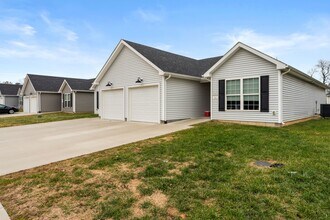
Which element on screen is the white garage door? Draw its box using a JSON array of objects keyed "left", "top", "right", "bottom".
[
  {"left": 102, "top": 89, "right": 124, "bottom": 120},
  {"left": 23, "top": 96, "right": 38, "bottom": 113},
  {"left": 0, "top": 97, "right": 4, "bottom": 105},
  {"left": 23, "top": 96, "right": 30, "bottom": 113},
  {"left": 129, "top": 85, "right": 159, "bottom": 123}
]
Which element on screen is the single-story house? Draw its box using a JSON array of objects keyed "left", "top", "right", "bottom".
[
  {"left": 91, "top": 39, "right": 220, "bottom": 123},
  {"left": 21, "top": 74, "right": 94, "bottom": 113},
  {"left": 58, "top": 78, "right": 95, "bottom": 113},
  {"left": 0, "top": 83, "right": 22, "bottom": 108},
  {"left": 203, "top": 42, "right": 329, "bottom": 126},
  {"left": 91, "top": 40, "right": 329, "bottom": 125}
]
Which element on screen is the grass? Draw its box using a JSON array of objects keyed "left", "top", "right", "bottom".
[
  {"left": 0, "top": 119, "right": 329, "bottom": 219},
  {"left": 0, "top": 112, "right": 98, "bottom": 128}
]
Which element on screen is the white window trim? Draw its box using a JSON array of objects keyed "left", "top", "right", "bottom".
[
  {"left": 64, "top": 93, "right": 71, "bottom": 108},
  {"left": 225, "top": 76, "right": 261, "bottom": 111}
]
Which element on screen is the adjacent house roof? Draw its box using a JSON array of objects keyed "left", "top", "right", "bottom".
[
  {"left": 0, "top": 83, "right": 22, "bottom": 96},
  {"left": 59, "top": 78, "right": 95, "bottom": 92},
  {"left": 24, "top": 74, "right": 94, "bottom": 93},
  {"left": 124, "top": 40, "right": 222, "bottom": 77}
]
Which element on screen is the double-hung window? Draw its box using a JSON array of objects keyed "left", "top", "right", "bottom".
[
  {"left": 226, "top": 77, "right": 260, "bottom": 111},
  {"left": 64, "top": 93, "right": 71, "bottom": 108},
  {"left": 243, "top": 78, "right": 259, "bottom": 110},
  {"left": 226, "top": 79, "right": 241, "bottom": 110}
]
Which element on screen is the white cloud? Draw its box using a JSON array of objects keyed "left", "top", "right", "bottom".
[
  {"left": 40, "top": 12, "right": 78, "bottom": 41},
  {"left": 135, "top": 8, "right": 164, "bottom": 22},
  {"left": 212, "top": 18, "right": 330, "bottom": 57},
  {"left": 0, "top": 18, "right": 36, "bottom": 36}
]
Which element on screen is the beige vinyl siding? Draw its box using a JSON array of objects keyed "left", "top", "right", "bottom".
[
  {"left": 23, "top": 79, "right": 36, "bottom": 95},
  {"left": 166, "top": 78, "right": 210, "bottom": 121},
  {"left": 211, "top": 48, "right": 279, "bottom": 123},
  {"left": 40, "top": 93, "right": 61, "bottom": 112},
  {"left": 62, "top": 84, "right": 73, "bottom": 112},
  {"left": 96, "top": 46, "right": 162, "bottom": 122},
  {"left": 283, "top": 74, "right": 326, "bottom": 122},
  {"left": 75, "top": 92, "right": 94, "bottom": 113}
]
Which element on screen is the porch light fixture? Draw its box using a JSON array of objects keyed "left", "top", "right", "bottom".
[
  {"left": 135, "top": 77, "right": 143, "bottom": 84},
  {"left": 106, "top": 81, "right": 113, "bottom": 87}
]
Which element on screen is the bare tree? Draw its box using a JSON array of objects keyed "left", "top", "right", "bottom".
[{"left": 313, "top": 59, "right": 330, "bottom": 84}]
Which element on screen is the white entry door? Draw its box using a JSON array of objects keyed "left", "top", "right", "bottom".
[
  {"left": 129, "top": 85, "right": 159, "bottom": 123},
  {"left": 102, "top": 89, "right": 124, "bottom": 120},
  {"left": 23, "top": 96, "right": 30, "bottom": 113}
]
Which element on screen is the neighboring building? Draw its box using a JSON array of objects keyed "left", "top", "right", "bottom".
[
  {"left": 0, "top": 83, "right": 22, "bottom": 108},
  {"left": 203, "top": 42, "right": 329, "bottom": 126},
  {"left": 58, "top": 78, "right": 95, "bottom": 113},
  {"left": 21, "top": 74, "right": 94, "bottom": 113},
  {"left": 91, "top": 39, "right": 220, "bottom": 123}
]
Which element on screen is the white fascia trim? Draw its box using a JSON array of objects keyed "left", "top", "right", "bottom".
[
  {"left": 58, "top": 80, "right": 73, "bottom": 93},
  {"left": 203, "top": 42, "right": 288, "bottom": 78},
  {"left": 163, "top": 72, "right": 202, "bottom": 82},
  {"left": 287, "top": 66, "right": 330, "bottom": 89},
  {"left": 21, "top": 75, "right": 37, "bottom": 95},
  {"left": 90, "top": 40, "right": 164, "bottom": 90}
]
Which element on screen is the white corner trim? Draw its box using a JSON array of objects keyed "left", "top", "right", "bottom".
[
  {"left": 203, "top": 42, "right": 288, "bottom": 78},
  {"left": 278, "top": 70, "right": 283, "bottom": 124}
]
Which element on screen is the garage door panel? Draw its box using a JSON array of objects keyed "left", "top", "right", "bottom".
[
  {"left": 23, "top": 96, "right": 29, "bottom": 113},
  {"left": 102, "top": 89, "right": 124, "bottom": 120},
  {"left": 30, "top": 96, "right": 37, "bottom": 113},
  {"left": 129, "top": 86, "right": 159, "bottom": 123}
]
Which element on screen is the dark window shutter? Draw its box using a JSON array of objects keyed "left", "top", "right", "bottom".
[
  {"left": 260, "top": 75, "right": 269, "bottom": 112},
  {"left": 219, "top": 80, "right": 225, "bottom": 111},
  {"left": 69, "top": 94, "right": 73, "bottom": 108},
  {"left": 96, "top": 91, "right": 99, "bottom": 109},
  {"left": 63, "top": 94, "right": 65, "bottom": 108}
]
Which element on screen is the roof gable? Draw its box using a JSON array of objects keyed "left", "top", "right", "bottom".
[
  {"left": 91, "top": 39, "right": 222, "bottom": 89},
  {"left": 0, "top": 83, "right": 22, "bottom": 95},
  {"left": 59, "top": 78, "right": 94, "bottom": 92},
  {"left": 203, "top": 42, "right": 287, "bottom": 78}
]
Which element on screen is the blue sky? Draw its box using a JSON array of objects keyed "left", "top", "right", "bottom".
[{"left": 0, "top": 0, "right": 330, "bottom": 83}]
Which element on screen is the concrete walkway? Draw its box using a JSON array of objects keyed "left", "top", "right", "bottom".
[
  {"left": 0, "top": 202, "right": 10, "bottom": 220},
  {"left": 0, "top": 118, "right": 209, "bottom": 176}
]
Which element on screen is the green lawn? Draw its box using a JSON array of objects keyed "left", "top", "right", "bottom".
[
  {"left": 0, "top": 119, "right": 329, "bottom": 219},
  {"left": 0, "top": 112, "right": 98, "bottom": 128}
]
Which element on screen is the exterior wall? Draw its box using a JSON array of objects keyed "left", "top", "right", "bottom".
[
  {"left": 61, "top": 84, "right": 73, "bottom": 113},
  {"left": 283, "top": 73, "right": 326, "bottom": 122},
  {"left": 75, "top": 92, "right": 94, "bottom": 113},
  {"left": 327, "top": 96, "right": 330, "bottom": 104},
  {"left": 95, "top": 46, "right": 162, "bottom": 121},
  {"left": 4, "top": 96, "right": 19, "bottom": 107},
  {"left": 23, "top": 79, "right": 36, "bottom": 95},
  {"left": 211, "top": 48, "right": 279, "bottom": 123},
  {"left": 166, "top": 78, "right": 210, "bottom": 121},
  {"left": 40, "top": 93, "right": 61, "bottom": 112}
]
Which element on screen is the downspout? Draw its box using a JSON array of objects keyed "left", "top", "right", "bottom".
[
  {"left": 163, "top": 74, "right": 171, "bottom": 124},
  {"left": 278, "top": 68, "right": 291, "bottom": 125}
]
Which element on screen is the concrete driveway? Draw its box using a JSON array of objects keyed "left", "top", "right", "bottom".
[
  {"left": 0, "top": 118, "right": 208, "bottom": 176},
  {"left": 0, "top": 112, "right": 35, "bottom": 118}
]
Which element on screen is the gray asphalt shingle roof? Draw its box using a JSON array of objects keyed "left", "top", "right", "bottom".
[
  {"left": 66, "top": 78, "right": 95, "bottom": 91},
  {"left": 124, "top": 40, "right": 222, "bottom": 77},
  {"left": 27, "top": 74, "right": 93, "bottom": 92},
  {"left": 0, "top": 83, "right": 22, "bottom": 95}
]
